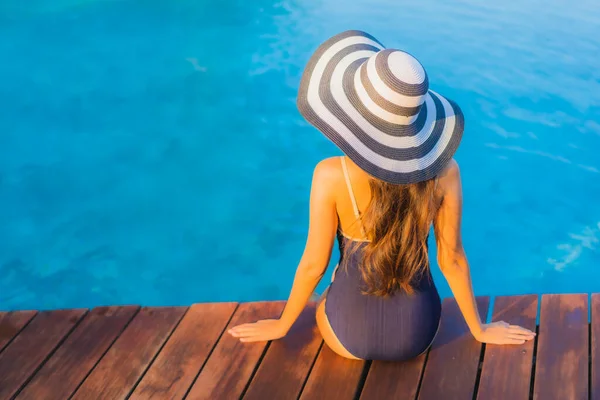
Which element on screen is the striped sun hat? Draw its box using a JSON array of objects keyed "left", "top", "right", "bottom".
[{"left": 297, "top": 30, "right": 464, "bottom": 185}]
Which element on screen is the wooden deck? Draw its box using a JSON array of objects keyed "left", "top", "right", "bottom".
[{"left": 0, "top": 293, "right": 597, "bottom": 400}]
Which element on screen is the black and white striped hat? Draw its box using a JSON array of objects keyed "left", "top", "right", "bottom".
[{"left": 297, "top": 30, "right": 464, "bottom": 184}]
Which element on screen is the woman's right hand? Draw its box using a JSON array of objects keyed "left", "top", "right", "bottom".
[{"left": 473, "top": 321, "right": 536, "bottom": 345}]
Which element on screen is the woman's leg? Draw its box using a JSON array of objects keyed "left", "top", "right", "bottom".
[{"left": 315, "top": 287, "right": 361, "bottom": 360}]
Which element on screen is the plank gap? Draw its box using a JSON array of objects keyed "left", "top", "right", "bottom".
[
  {"left": 533, "top": 294, "right": 588, "bottom": 399},
  {"left": 239, "top": 340, "right": 273, "bottom": 400},
  {"left": 413, "top": 348, "right": 431, "bottom": 399},
  {"left": 125, "top": 306, "right": 190, "bottom": 398},
  {"left": 589, "top": 320, "right": 593, "bottom": 400},
  {"left": 471, "top": 343, "right": 486, "bottom": 400},
  {"left": 295, "top": 340, "right": 324, "bottom": 400},
  {"left": 528, "top": 324, "right": 540, "bottom": 400},
  {"left": 1, "top": 295, "right": 597, "bottom": 400},
  {"left": 182, "top": 303, "right": 240, "bottom": 400},
  {"left": 12, "top": 309, "right": 90, "bottom": 398},
  {"left": 0, "top": 311, "right": 38, "bottom": 355},
  {"left": 592, "top": 294, "right": 600, "bottom": 400},
  {"left": 418, "top": 296, "right": 490, "bottom": 399},
  {"left": 185, "top": 302, "right": 287, "bottom": 399},
  {"left": 242, "top": 302, "right": 322, "bottom": 400},
  {"left": 352, "top": 360, "right": 372, "bottom": 400},
  {"left": 68, "top": 306, "right": 141, "bottom": 398},
  {"left": 531, "top": 293, "right": 542, "bottom": 398},
  {"left": 298, "top": 343, "right": 366, "bottom": 399}
]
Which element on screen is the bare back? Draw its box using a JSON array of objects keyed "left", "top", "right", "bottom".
[{"left": 333, "top": 156, "right": 455, "bottom": 241}]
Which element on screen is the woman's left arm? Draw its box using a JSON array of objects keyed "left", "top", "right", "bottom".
[{"left": 228, "top": 160, "right": 338, "bottom": 342}]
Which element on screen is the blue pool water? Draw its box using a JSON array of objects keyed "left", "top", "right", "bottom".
[{"left": 1, "top": 0, "right": 599, "bottom": 311}]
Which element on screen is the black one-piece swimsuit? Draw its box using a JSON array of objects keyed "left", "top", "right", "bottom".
[{"left": 324, "top": 156, "right": 442, "bottom": 361}]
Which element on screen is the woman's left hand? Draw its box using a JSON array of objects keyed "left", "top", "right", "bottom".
[{"left": 228, "top": 319, "right": 288, "bottom": 342}]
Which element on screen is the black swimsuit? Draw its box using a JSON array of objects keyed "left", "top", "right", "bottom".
[{"left": 324, "top": 157, "right": 442, "bottom": 361}]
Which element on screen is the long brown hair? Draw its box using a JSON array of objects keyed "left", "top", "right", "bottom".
[{"left": 349, "top": 177, "right": 441, "bottom": 297}]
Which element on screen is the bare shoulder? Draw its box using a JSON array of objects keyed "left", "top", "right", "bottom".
[
  {"left": 436, "top": 158, "right": 462, "bottom": 193},
  {"left": 309, "top": 157, "right": 343, "bottom": 202},
  {"left": 439, "top": 158, "right": 460, "bottom": 179},
  {"left": 313, "top": 156, "right": 343, "bottom": 183}
]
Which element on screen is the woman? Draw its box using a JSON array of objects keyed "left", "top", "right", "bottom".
[{"left": 228, "top": 30, "right": 535, "bottom": 360}]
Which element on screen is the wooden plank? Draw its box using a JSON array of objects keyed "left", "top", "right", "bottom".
[
  {"left": 129, "top": 302, "right": 237, "bottom": 400},
  {"left": 477, "top": 295, "right": 538, "bottom": 400},
  {"left": 418, "top": 296, "right": 490, "bottom": 400},
  {"left": 533, "top": 294, "right": 588, "bottom": 400},
  {"left": 72, "top": 306, "right": 188, "bottom": 400},
  {"left": 0, "top": 310, "right": 37, "bottom": 353},
  {"left": 16, "top": 306, "right": 139, "bottom": 400},
  {"left": 0, "top": 309, "right": 87, "bottom": 399},
  {"left": 359, "top": 352, "right": 427, "bottom": 399},
  {"left": 243, "top": 303, "right": 323, "bottom": 400},
  {"left": 299, "top": 342, "right": 366, "bottom": 400},
  {"left": 593, "top": 293, "right": 600, "bottom": 400},
  {"left": 184, "top": 301, "right": 286, "bottom": 400}
]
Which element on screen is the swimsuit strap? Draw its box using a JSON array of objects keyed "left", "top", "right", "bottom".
[{"left": 341, "top": 156, "right": 367, "bottom": 237}]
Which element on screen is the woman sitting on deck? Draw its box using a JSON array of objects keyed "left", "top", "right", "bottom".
[{"left": 228, "top": 30, "right": 535, "bottom": 361}]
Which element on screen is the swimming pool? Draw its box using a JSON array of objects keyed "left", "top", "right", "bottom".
[{"left": 1, "top": 0, "right": 599, "bottom": 311}]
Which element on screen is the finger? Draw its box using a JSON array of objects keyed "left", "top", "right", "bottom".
[
  {"left": 229, "top": 326, "right": 257, "bottom": 334},
  {"left": 506, "top": 327, "right": 535, "bottom": 336},
  {"left": 230, "top": 330, "right": 259, "bottom": 338},
  {"left": 509, "top": 325, "right": 536, "bottom": 335},
  {"left": 490, "top": 337, "right": 526, "bottom": 345},
  {"left": 506, "top": 331, "right": 535, "bottom": 339},
  {"left": 229, "top": 327, "right": 258, "bottom": 336},
  {"left": 228, "top": 323, "right": 254, "bottom": 332},
  {"left": 507, "top": 334, "right": 535, "bottom": 341},
  {"left": 507, "top": 333, "right": 534, "bottom": 341},
  {"left": 232, "top": 329, "right": 262, "bottom": 338},
  {"left": 240, "top": 336, "right": 268, "bottom": 343},
  {"left": 508, "top": 324, "right": 532, "bottom": 331}
]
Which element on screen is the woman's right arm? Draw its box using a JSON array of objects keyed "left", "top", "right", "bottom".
[{"left": 433, "top": 160, "right": 535, "bottom": 345}]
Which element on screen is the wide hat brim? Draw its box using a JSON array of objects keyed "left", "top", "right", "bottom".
[{"left": 297, "top": 30, "right": 465, "bottom": 185}]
